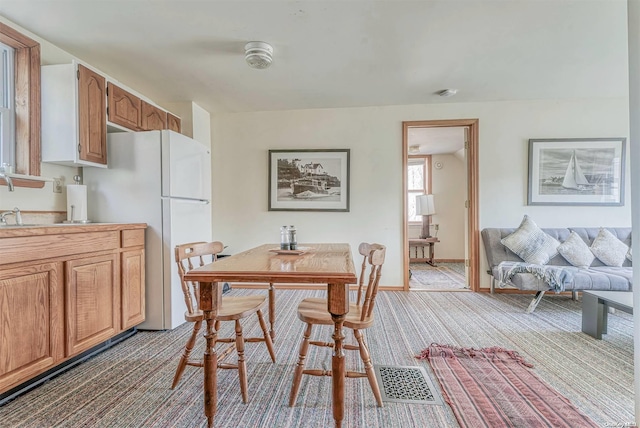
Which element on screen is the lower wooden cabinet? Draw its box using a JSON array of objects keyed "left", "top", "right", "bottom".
[
  {"left": 0, "top": 223, "right": 146, "bottom": 395},
  {"left": 66, "top": 254, "right": 119, "bottom": 356},
  {"left": 0, "top": 262, "right": 64, "bottom": 393},
  {"left": 121, "top": 249, "right": 145, "bottom": 329}
]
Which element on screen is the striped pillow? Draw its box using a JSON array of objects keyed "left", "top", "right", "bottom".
[{"left": 501, "top": 215, "right": 560, "bottom": 265}]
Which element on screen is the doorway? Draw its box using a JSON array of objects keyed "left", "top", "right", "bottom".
[{"left": 402, "top": 119, "right": 479, "bottom": 292}]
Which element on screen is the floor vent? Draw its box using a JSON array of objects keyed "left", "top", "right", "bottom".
[{"left": 374, "top": 365, "right": 443, "bottom": 404}]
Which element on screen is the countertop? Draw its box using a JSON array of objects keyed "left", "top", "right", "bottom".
[{"left": 0, "top": 222, "right": 147, "bottom": 238}]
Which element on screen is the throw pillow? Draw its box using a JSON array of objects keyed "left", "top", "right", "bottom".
[
  {"left": 590, "top": 228, "right": 629, "bottom": 267},
  {"left": 557, "top": 231, "right": 594, "bottom": 268},
  {"left": 627, "top": 247, "right": 633, "bottom": 262},
  {"left": 500, "top": 215, "right": 560, "bottom": 265}
]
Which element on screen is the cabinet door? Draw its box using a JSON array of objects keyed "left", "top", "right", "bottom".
[
  {"left": 121, "top": 249, "right": 145, "bottom": 329},
  {"left": 66, "top": 254, "right": 119, "bottom": 356},
  {"left": 107, "top": 83, "right": 142, "bottom": 131},
  {"left": 77, "top": 64, "right": 107, "bottom": 165},
  {"left": 141, "top": 100, "right": 167, "bottom": 131},
  {"left": 166, "top": 112, "right": 182, "bottom": 133},
  {"left": 0, "top": 263, "right": 64, "bottom": 393}
]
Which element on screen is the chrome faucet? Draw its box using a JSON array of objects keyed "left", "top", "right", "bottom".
[
  {"left": 0, "top": 172, "right": 13, "bottom": 191},
  {"left": 0, "top": 207, "right": 22, "bottom": 226}
]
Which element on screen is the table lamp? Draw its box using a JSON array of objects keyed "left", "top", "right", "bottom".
[{"left": 416, "top": 194, "right": 436, "bottom": 239}]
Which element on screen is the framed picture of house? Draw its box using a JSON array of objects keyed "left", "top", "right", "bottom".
[
  {"left": 268, "top": 149, "right": 350, "bottom": 211},
  {"left": 527, "top": 138, "right": 626, "bottom": 206}
]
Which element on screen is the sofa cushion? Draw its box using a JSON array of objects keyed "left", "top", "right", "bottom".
[
  {"left": 491, "top": 265, "right": 632, "bottom": 292},
  {"left": 557, "top": 231, "right": 594, "bottom": 268},
  {"left": 500, "top": 215, "right": 560, "bottom": 265},
  {"left": 590, "top": 228, "right": 629, "bottom": 267}
]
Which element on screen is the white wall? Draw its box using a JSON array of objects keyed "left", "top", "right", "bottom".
[
  {"left": 626, "top": 0, "right": 640, "bottom": 421},
  {"left": 162, "top": 101, "right": 212, "bottom": 149},
  {"left": 431, "top": 153, "right": 466, "bottom": 259},
  {"left": 0, "top": 16, "right": 78, "bottom": 212},
  {"left": 212, "top": 98, "right": 630, "bottom": 287}
]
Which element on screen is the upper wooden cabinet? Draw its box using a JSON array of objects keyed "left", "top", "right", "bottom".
[
  {"left": 167, "top": 112, "right": 182, "bottom": 133},
  {"left": 141, "top": 100, "right": 167, "bottom": 131},
  {"left": 107, "top": 84, "right": 181, "bottom": 133},
  {"left": 42, "top": 62, "right": 108, "bottom": 167},
  {"left": 43, "top": 61, "right": 183, "bottom": 167},
  {"left": 107, "top": 82, "right": 142, "bottom": 131},
  {"left": 77, "top": 65, "right": 108, "bottom": 165}
]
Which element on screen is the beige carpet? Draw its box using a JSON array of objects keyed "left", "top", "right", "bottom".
[
  {"left": 410, "top": 262, "right": 468, "bottom": 290},
  {"left": 0, "top": 289, "right": 633, "bottom": 428}
]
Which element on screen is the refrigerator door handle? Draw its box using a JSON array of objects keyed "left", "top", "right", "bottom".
[{"left": 164, "top": 197, "right": 210, "bottom": 204}]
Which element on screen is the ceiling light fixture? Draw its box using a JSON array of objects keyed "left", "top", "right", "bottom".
[
  {"left": 245, "top": 41, "right": 273, "bottom": 69},
  {"left": 437, "top": 89, "right": 458, "bottom": 97}
]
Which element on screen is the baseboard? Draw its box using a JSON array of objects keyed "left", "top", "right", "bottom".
[
  {"left": 231, "top": 283, "right": 405, "bottom": 291},
  {"left": 0, "top": 328, "right": 137, "bottom": 406}
]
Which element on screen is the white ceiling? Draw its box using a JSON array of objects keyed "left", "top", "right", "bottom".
[
  {"left": 0, "top": 1, "right": 629, "bottom": 115},
  {"left": 408, "top": 127, "right": 465, "bottom": 155}
]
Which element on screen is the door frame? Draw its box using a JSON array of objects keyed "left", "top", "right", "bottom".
[{"left": 402, "top": 119, "right": 480, "bottom": 291}]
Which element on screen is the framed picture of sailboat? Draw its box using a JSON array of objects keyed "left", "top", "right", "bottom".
[
  {"left": 528, "top": 138, "right": 626, "bottom": 206},
  {"left": 268, "top": 149, "right": 350, "bottom": 211}
]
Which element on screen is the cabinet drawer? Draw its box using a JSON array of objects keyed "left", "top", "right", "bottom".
[
  {"left": 0, "top": 231, "right": 120, "bottom": 265},
  {"left": 121, "top": 229, "right": 144, "bottom": 248}
]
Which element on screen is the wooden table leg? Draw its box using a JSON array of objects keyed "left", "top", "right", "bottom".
[
  {"left": 327, "top": 282, "right": 350, "bottom": 428},
  {"left": 268, "top": 282, "right": 276, "bottom": 341},
  {"left": 426, "top": 242, "right": 437, "bottom": 267},
  {"left": 201, "top": 281, "right": 222, "bottom": 428}
]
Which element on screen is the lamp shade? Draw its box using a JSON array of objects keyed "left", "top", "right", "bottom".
[{"left": 416, "top": 194, "right": 436, "bottom": 216}]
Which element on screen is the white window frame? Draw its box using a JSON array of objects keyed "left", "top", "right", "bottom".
[
  {"left": 0, "top": 41, "right": 15, "bottom": 168},
  {"left": 407, "top": 155, "right": 430, "bottom": 223}
]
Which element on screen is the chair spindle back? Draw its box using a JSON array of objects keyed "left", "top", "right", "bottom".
[
  {"left": 356, "top": 243, "right": 386, "bottom": 322},
  {"left": 175, "top": 241, "right": 225, "bottom": 316}
]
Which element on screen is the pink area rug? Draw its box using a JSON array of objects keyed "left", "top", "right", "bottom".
[{"left": 417, "top": 344, "right": 598, "bottom": 428}]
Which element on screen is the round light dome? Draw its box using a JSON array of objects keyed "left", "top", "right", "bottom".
[{"left": 245, "top": 41, "right": 273, "bottom": 69}]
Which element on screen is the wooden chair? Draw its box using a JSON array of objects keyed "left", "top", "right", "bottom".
[
  {"left": 172, "top": 241, "right": 276, "bottom": 403},
  {"left": 288, "top": 243, "right": 386, "bottom": 407}
]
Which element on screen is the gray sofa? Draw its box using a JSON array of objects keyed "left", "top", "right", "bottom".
[{"left": 481, "top": 227, "right": 632, "bottom": 312}]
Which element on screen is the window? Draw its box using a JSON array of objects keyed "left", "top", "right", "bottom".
[
  {"left": 0, "top": 41, "right": 15, "bottom": 167},
  {"left": 0, "top": 22, "right": 41, "bottom": 179},
  {"left": 408, "top": 156, "right": 430, "bottom": 222}
]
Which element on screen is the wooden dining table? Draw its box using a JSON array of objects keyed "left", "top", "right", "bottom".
[{"left": 184, "top": 243, "right": 357, "bottom": 428}]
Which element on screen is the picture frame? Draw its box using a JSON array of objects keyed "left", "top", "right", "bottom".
[
  {"left": 268, "top": 149, "right": 350, "bottom": 212},
  {"left": 527, "top": 138, "right": 626, "bottom": 206}
]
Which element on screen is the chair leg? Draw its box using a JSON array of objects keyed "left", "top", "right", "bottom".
[
  {"left": 353, "top": 329, "right": 383, "bottom": 407},
  {"left": 289, "top": 323, "right": 313, "bottom": 406},
  {"left": 235, "top": 320, "right": 248, "bottom": 403},
  {"left": 256, "top": 310, "right": 276, "bottom": 363},
  {"left": 171, "top": 320, "right": 202, "bottom": 389}
]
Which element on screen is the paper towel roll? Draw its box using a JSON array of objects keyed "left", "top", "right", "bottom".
[{"left": 67, "top": 184, "right": 88, "bottom": 222}]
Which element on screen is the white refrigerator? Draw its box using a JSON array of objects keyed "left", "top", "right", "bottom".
[{"left": 84, "top": 130, "right": 212, "bottom": 330}]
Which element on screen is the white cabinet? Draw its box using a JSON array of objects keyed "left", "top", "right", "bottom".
[{"left": 41, "top": 61, "right": 107, "bottom": 168}]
